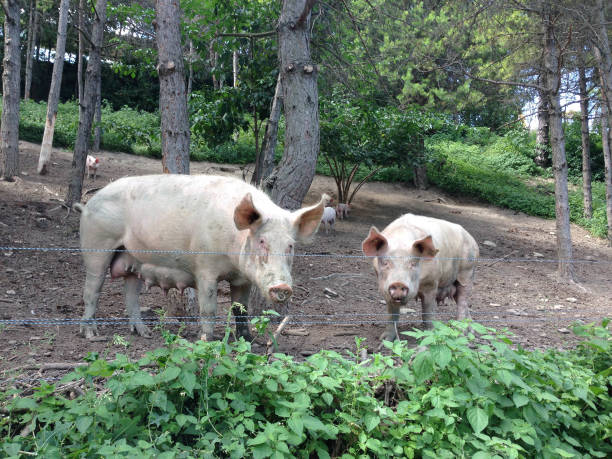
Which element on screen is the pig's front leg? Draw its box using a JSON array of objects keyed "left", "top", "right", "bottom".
[
  {"left": 420, "top": 288, "right": 437, "bottom": 329},
  {"left": 230, "top": 282, "right": 253, "bottom": 340},
  {"left": 81, "top": 271, "right": 107, "bottom": 338},
  {"left": 197, "top": 278, "right": 218, "bottom": 341},
  {"left": 454, "top": 282, "right": 472, "bottom": 321},
  {"left": 381, "top": 301, "right": 400, "bottom": 342},
  {"left": 124, "top": 275, "right": 151, "bottom": 337}
]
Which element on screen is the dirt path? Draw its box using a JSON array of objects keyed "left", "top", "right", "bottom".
[{"left": 1, "top": 142, "right": 611, "bottom": 378}]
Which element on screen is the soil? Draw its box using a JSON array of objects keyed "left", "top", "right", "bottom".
[{"left": 1, "top": 141, "right": 611, "bottom": 383}]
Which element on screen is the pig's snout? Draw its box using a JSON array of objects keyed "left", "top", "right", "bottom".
[
  {"left": 388, "top": 282, "right": 409, "bottom": 303},
  {"left": 269, "top": 284, "right": 293, "bottom": 302}
]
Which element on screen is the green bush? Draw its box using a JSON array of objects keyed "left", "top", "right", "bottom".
[{"left": 1, "top": 320, "right": 610, "bottom": 457}]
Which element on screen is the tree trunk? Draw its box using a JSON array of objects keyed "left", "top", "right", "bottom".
[
  {"left": 252, "top": 73, "right": 283, "bottom": 186},
  {"left": 263, "top": 0, "right": 320, "bottom": 210},
  {"left": 77, "top": 0, "right": 85, "bottom": 103},
  {"left": 155, "top": 0, "right": 190, "bottom": 175},
  {"left": 413, "top": 135, "right": 428, "bottom": 189},
  {"left": 534, "top": 86, "right": 551, "bottom": 168},
  {"left": 542, "top": 9, "right": 575, "bottom": 280},
  {"left": 233, "top": 49, "right": 239, "bottom": 87},
  {"left": 253, "top": 0, "right": 320, "bottom": 317},
  {"left": 93, "top": 79, "right": 102, "bottom": 152},
  {"left": 578, "top": 65, "right": 592, "bottom": 219},
  {"left": 37, "top": 0, "right": 70, "bottom": 175},
  {"left": 209, "top": 40, "right": 219, "bottom": 90},
  {"left": 24, "top": 0, "right": 38, "bottom": 101},
  {"left": 592, "top": 0, "right": 612, "bottom": 244},
  {"left": 187, "top": 39, "right": 193, "bottom": 99},
  {"left": 0, "top": 0, "right": 21, "bottom": 182},
  {"left": 600, "top": 102, "right": 612, "bottom": 246},
  {"left": 65, "top": 0, "right": 106, "bottom": 206}
]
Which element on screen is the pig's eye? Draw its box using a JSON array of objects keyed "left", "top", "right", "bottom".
[
  {"left": 380, "top": 259, "right": 390, "bottom": 268},
  {"left": 259, "top": 238, "right": 265, "bottom": 245}
]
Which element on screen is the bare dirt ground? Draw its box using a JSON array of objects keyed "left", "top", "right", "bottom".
[{"left": 1, "top": 141, "right": 611, "bottom": 382}]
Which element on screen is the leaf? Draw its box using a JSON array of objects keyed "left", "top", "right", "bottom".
[
  {"left": 430, "top": 344, "right": 452, "bottom": 369},
  {"left": 265, "top": 379, "right": 278, "bottom": 392},
  {"left": 75, "top": 415, "right": 93, "bottom": 434},
  {"left": 179, "top": 370, "right": 196, "bottom": 395},
  {"left": 322, "top": 393, "right": 333, "bottom": 406},
  {"left": 303, "top": 415, "right": 326, "bottom": 432},
  {"left": 130, "top": 371, "right": 155, "bottom": 387},
  {"left": 158, "top": 366, "right": 181, "bottom": 383},
  {"left": 553, "top": 448, "right": 575, "bottom": 458},
  {"left": 467, "top": 406, "right": 488, "bottom": 434},
  {"left": 412, "top": 351, "right": 434, "bottom": 383},
  {"left": 287, "top": 415, "right": 303, "bottom": 437},
  {"left": 512, "top": 393, "right": 529, "bottom": 408},
  {"left": 364, "top": 413, "right": 380, "bottom": 432},
  {"left": 14, "top": 398, "right": 38, "bottom": 411}
]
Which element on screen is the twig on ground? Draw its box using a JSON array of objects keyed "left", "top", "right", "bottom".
[
  {"left": 485, "top": 250, "right": 518, "bottom": 267},
  {"left": 310, "top": 273, "right": 365, "bottom": 281},
  {"left": 283, "top": 328, "right": 309, "bottom": 337},
  {"left": 267, "top": 315, "right": 291, "bottom": 353}
]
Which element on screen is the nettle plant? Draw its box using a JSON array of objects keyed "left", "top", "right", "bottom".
[{"left": 1, "top": 320, "right": 610, "bottom": 458}]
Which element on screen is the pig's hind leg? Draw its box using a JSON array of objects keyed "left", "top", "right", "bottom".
[
  {"left": 453, "top": 281, "right": 472, "bottom": 321},
  {"left": 81, "top": 250, "right": 115, "bottom": 338},
  {"left": 124, "top": 275, "right": 151, "bottom": 337}
]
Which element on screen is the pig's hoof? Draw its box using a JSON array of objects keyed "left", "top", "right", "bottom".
[
  {"left": 131, "top": 322, "right": 152, "bottom": 338},
  {"left": 81, "top": 325, "right": 98, "bottom": 339},
  {"left": 236, "top": 327, "right": 252, "bottom": 341},
  {"left": 379, "top": 331, "right": 398, "bottom": 342}
]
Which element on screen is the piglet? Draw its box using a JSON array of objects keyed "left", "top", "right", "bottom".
[
  {"left": 335, "top": 202, "right": 350, "bottom": 220},
  {"left": 86, "top": 155, "right": 100, "bottom": 180},
  {"left": 321, "top": 206, "right": 336, "bottom": 234}
]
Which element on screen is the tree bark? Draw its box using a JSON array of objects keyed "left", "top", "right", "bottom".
[
  {"left": 24, "top": 0, "right": 39, "bottom": 101},
  {"left": 263, "top": 0, "right": 320, "bottom": 210},
  {"left": 155, "top": 0, "right": 190, "bottom": 175},
  {"left": 65, "top": 0, "right": 106, "bottom": 205},
  {"left": 233, "top": 49, "right": 239, "bottom": 87},
  {"left": 413, "top": 135, "right": 428, "bottom": 189},
  {"left": 600, "top": 101, "right": 612, "bottom": 246},
  {"left": 534, "top": 82, "right": 551, "bottom": 168},
  {"left": 253, "top": 0, "right": 320, "bottom": 317},
  {"left": 209, "top": 40, "right": 219, "bottom": 90},
  {"left": 0, "top": 0, "right": 21, "bottom": 181},
  {"left": 77, "top": 0, "right": 85, "bottom": 103},
  {"left": 93, "top": 79, "right": 102, "bottom": 152},
  {"left": 37, "top": 0, "right": 70, "bottom": 175},
  {"left": 578, "top": 65, "right": 592, "bottom": 219},
  {"left": 591, "top": 0, "right": 612, "bottom": 244},
  {"left": 187, "top": 39, "right": 194, "bottom": 99},
  {"left": 252, "top": 73, "right": 283, "bottom": 186},
  {"left": 542, "top": 7, "right": 575, "bottom": 280}
]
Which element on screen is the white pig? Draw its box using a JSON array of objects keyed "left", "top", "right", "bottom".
[
  {"left": 74, "top": 174, "right": 327, "bottom": 340},
  {"left": 86, "top": 155, "right": 100, "bottom": 180},
  {"left": 362, "top": 214, "right": 479, "bottom": 341},
  {"left": 335, "top": 203, "right": 350, "bottom": 220},
  {"left": 321, "top": 206, "right": 336, "bottom": 234}
]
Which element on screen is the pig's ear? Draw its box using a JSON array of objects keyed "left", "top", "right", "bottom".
[
  {"left": 362, "top": 226, "right": 388, "bottom": 257},
  {"left": 234, "top": 193, "right": 263, "bottom": 231},
  {"left": 412, "top": 235, "right": 439, "bottom": 259},
  {"left": 293, "top": 193, "right": 328, "bottom": 242}
]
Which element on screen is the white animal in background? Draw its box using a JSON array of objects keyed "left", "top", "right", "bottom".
[
  {"left": 74, "top": 174, "right": 327, "bottom": 341},
  {"left": 86, "top": 155, "right": 100, "bottom": 180},
  {"left": 321, "top": 206, "right": 337, "bottom": 234},
  {"left": 335, "top": 202, "right": 350, "bottom": 220},
  {"left": 362, "top": 214, "right": 479, "bottom": 341}
]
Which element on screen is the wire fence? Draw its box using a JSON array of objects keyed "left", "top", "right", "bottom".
[{"left": 2, "top": 245, "right": 612, "bottom": 265}]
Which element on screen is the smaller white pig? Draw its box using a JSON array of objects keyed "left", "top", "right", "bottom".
[
  {"left": 335, "top": 202, "right": 350, "bottom": 220},
  {"left": 321, "top": 206, "right": 337, "bottom": 234},
  {"left": 86, "top": 155, "right": 100, "bottom": 180},
  {"left": 362, "top": 214, "right": 479, "bottom": 342}
]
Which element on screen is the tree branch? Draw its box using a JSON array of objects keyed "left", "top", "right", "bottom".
[
  {"left": 296, "top": 0, "right": 317, "bottom": 29},
  {"left": 217, "top": 31, "right": 276, "bottom": 39}
]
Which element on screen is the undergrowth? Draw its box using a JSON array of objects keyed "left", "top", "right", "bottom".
[{"left": 1, "top": 319, "right": 610, "bottom": 458}]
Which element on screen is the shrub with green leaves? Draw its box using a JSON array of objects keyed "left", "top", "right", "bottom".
[{"left": 1, "top": 320, "right": 610, "bottom": 458}]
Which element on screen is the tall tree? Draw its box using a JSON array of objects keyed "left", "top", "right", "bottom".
[
  {"left": 540, "top": 3, "right": 575, "bottom": 280},
  {"left": 600, "top": 101, "right": 612, "bottom": 246},
  {"left": 0, "top": 0, "right": 21, "bottom": 181},
  {"left": 24, "top": 0, "right": 39, "bottom": 100},
  {"left": 578, "top": 63, "right": 592, "bottom": 219},
  {"left": 263, "top": 0, "right": 320, "bottom": 210},
  {"left": 66, "top": 0, "right": 107, "bottom": 205},
  {"left": 155, "top": 0, "right": 190, "bottom": 174},
  {"left": 37, "top": 0, "right": 70, "bottom": 175}
]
